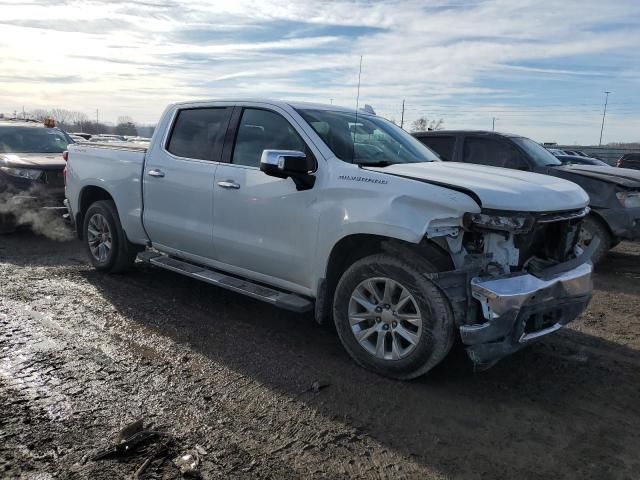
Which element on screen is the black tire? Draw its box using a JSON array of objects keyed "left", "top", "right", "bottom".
[
  {"left": 0, "top": 213, "right": 17, "bottom": 234},
  {"left": 333, "top": 253, "right": 455, "bottom": 380},
  {"left": 83, "top": 200, "right": 139, "bottom": 273},
  {"left": 580, "top": 215, "right": 612, "bottom": 266}
]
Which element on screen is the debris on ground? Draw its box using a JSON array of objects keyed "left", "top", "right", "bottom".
[
  {"left": 91, "top": 418, "right": 160, "bottom": 461},
  {"left": 310, "top": 379, "right": 331, "bottom": 393},
  {"left": 173, "top": 449, "right": 201, "bottom": 477}
]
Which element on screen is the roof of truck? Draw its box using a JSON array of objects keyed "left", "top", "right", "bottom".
[{"left": 172, "top": 99, "right": 367, "bottom": 115}]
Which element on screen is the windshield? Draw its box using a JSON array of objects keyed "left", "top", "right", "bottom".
[
  {"left": 296, "top": 109, "right": 440, "bottom": 165},
  {"left": 513, "top": 137, "right": 561, "bottom": 167},
  {"left": 0, "top": 126, "right": 71, "bottom": 153}
]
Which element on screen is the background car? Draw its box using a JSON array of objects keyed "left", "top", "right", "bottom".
[
  {"left": 69, "top": 132, "right": 92, "bottom": 140},
  {"left": 0, "top": 118, "right": 71, "bottom": 232},
  {"left": 556, "top": 154, "right": 609, "bottom": 167},
  {"left": 617, "top": 153, "right": 640, "bottom": 170},
  {"left": 414, "top": 130, "right": 640, "bottom": 264}
]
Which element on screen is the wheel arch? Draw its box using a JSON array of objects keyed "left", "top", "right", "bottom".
[
  {"left": 76, "top": 185, "right": 116, "bottom": 239},
  {"left": 314, "top": 233, "right": 453, "bottom": 324},
  {"left": 587, "top": 209, "right": 615, "bottom": 238}
]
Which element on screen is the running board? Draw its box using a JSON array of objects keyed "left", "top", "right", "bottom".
[{"left": 137, "top": 251, "right": 313, "bottom": 313}]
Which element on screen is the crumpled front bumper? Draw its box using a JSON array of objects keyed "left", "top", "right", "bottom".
[{"left": 460, "top": 261, "right": 593, "bottom": 365}]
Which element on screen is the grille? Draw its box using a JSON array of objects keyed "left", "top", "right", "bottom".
[
  {"left": 43, "top": 170, "right": 64, "bottom": 187},
  {"left": 515, "top": 216, "right": 583, "bottom": 266}
]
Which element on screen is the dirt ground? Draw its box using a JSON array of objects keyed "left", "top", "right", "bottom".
[{"left": 1, "top": 231, "right": 639, "bottom": 480}]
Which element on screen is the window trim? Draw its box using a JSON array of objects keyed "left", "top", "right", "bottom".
[
  {"left": 227, "top": 106, "right": 317, "bottom": 171},
  {"left": 163, "top": 106, "right": 233, "bottom": 163}
]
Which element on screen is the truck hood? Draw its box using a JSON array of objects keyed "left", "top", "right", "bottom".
[
  {"left": 365, "top": 162, "right": 589, "bottom": 212},
  {"left": 551, "top": 165, "right": 640, "bottom": 189},
  {"left": 0, "top": 153, "right": 66, "bottom": 170}
]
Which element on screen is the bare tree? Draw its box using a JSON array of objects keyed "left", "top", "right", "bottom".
[
  {"left": 410, "top": 117, "right": 444, "bottom": 132},
  {"left": 69, "top": 111, "right": 89, "bottom": 125},
  {"left": 114, "top": 119, "right": 137, "bottom": 137},
  {"left": 28, "top": 109, "right": 50, "bottom": 121},
  {"left": 49, "top": 108, "right": 73, "bottom": 127}
]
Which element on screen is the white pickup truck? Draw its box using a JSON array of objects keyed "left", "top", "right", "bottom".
[{"left": 65, "top": 99, "right": 595, "bottom": 379}]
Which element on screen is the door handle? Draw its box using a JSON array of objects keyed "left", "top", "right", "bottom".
[
  {"left": 217, "top": 180, "right": 240, "bottom": 190},
  {"left": 148, "top": 169, "right": 165, "bottom": 178}
]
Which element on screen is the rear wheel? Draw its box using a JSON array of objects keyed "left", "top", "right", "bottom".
[
  {"left": 333, "top": 254, "right": 454, "bottom": 380},
  {"left": 0, "top": 213, "right": 16, "bottom": 234},
  {"left": 83, "top": 200, "right": 139, "bottom": 272},
  {"left": 579, "top": 215, "right": 612, "bottom": 265}
]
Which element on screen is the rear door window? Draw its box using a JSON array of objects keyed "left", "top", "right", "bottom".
[
  {"left": 463, "top": 137, "right": 522, "bottom": 168},
  {"left": 418, "top": 136, "right": 455, "bottom": 161},
  {"left": 166, "top": 107, "right": 232, "bottom": 161}
]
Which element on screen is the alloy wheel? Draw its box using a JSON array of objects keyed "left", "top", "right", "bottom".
[{"left": 348, "top": 277, "right": 423, "bottom": 361}]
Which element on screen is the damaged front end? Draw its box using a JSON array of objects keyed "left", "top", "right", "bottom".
[{"left": 428, "top": 207, "right": 593, "bottom": 367}]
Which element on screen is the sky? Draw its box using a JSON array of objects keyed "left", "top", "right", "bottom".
[{"left": 0, "top": 0, "right": 639, "bottom": 145}]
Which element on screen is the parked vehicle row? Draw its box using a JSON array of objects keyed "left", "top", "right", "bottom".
[
  {"left": 414, "top": 130, "right": 640, "bottom": 264},
  {"left": 554, "top": 155, "right": 609, "bottom": 167},
  {"left": 617, "top": 153, "right": 640, "bottom": 170},
  {"left": 548, "top": 148, "right": 592, "bottom": 158},
  {"left": 64, "top": 99, "right": 596, "bottom": 379}
]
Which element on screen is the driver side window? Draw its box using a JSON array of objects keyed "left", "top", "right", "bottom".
[{"left": 232, "top": 109, "right": 306, "bottom": 168}]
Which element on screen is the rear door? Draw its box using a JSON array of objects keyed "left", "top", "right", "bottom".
[
  {"left": 461, "top": 135, "right": 531, "bottom": 170},
  {"left": 417, "top": 135, "right": 457, "bottom": 161},
  {"left": 142, "top": 106, "right": 232, "bottom": 259}
]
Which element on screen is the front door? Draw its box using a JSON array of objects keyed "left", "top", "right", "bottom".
[
  {"left": 143, "top": 106, "right": 232, "bottom": 259},
  {"left": 212, "top": 106, "right": 320, "bottom": 290}
]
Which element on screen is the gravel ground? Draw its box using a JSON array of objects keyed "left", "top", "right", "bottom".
[{"left": 1, "top": 230, "right": 639, "bottom": 479}]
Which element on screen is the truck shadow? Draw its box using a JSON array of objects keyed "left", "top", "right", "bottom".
[{"left": 81, "top": 262, "right": 640, "bottom": 479}]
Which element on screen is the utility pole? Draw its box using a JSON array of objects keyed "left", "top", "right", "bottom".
[
  {"left": 400, "top": 99, "right": 405, "bottom": 129},
  {"left": 492, "top": 117, "right": 496, "bottom": 131},
  {"left": 599, "top": 91, "right": 610, "bottom": 146},
  {"left": 96, "top": 109, "right": 99, "bottom": 125}
]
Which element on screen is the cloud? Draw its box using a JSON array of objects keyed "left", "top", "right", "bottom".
[{"left": 0, "top": 0, "right": 638, "bottom": 143}]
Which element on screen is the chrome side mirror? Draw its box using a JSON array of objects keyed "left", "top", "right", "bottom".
[{"left": 260, "top": 150, "right": 316, "bottom": 190}]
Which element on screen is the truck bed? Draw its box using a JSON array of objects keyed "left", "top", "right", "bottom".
[{"left": 66, "top": 142, "right": 148, "bottom": 244}]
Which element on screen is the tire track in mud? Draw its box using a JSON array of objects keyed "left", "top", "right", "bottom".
[{"left": 0, "top": 265, "right": 443, "bottom": 479}]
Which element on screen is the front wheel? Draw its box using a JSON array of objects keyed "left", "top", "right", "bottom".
[
  {"left": 333, "top": 254, "right": 454, "bottom": 380},
  {"left": 83, "top": 200, "right": 139, "bottom": 272}
]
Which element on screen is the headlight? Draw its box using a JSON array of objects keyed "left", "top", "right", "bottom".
[
  {"left": 464, "top": 212, "right": 534, "bottom": 233},
  {"left": 616, "top": 191, "right": 640, "bottom": 208},
  {"left": 0, "top": 166, "right": 43, "bottom": 180}
]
